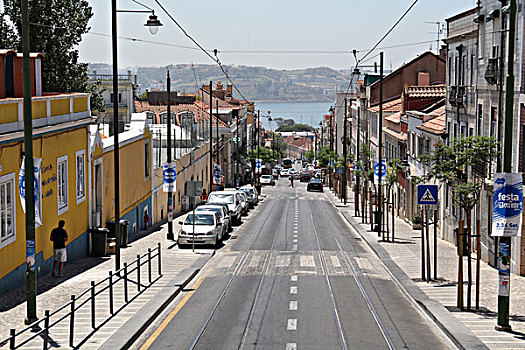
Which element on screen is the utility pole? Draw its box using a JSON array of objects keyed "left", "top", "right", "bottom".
[
  {"left": 257, "top": 110, "right": 261, "bottom": 190},
  {"left": 166, "top": 70, "right": 174, "bottom": 240},
  {"left": 497, "top": 0, "right": 516, "bottom": 332},
  {"left": 343, "top": 98, "right": 348, "bottom": 205},
  {"left": 378, "top": 52, "right": 384, "bottom": 238},
  {"left": 22, "top": 0, "right": 37, "bottom": 324},
  {"left": 236, "top": 112, "right": 240, "bottom": 187},
  {"left": 356, "top": 105, "right": 361, "bottom": 217},
  {"left": 209, "top": 81, "right": 213, "bottom": 194},
  {"left": 216, "top": 100, "right": 219, "bottom": 170}
]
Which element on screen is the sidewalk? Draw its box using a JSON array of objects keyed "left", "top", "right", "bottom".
[
  {"left": 325, "top": 186, "right": 525, "bottom": 350},
  {"left": 0, "top": 216, "right": 214, "bottom": 349}
]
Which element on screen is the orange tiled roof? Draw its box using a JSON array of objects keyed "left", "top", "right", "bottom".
[
  {"left": 417, "top": 106, "right": 446, "bottom": 135},
  {"left": 369, "top": 98, "right": 403, "bottom": 113},
  {"left": 385, "top": 112, "right": 402, "bottom": 124},
  {"left": 406, "top": 84, "right": 446, "bottom": 98}
]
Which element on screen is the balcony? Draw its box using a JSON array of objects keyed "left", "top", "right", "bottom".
[
  {"left": 0, "top": 93, "right": 91, "bottom": 134},
  {"left": 448, "top": 85, "right": 467, "bottom": 108}
]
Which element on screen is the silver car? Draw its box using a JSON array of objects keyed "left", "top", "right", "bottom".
[
  {"left": 196, "top": 205, "right": 231, "bottom": 234},
  {"left": 178, "top": 212, "right": 223, "bottom": 247}
]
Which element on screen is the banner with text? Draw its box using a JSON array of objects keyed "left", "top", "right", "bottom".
[
  {"left": 492, "top": 173, "right": 523, "bottom": 237},
  {"left": 19, "top": 157, "right": 42, "bottom": 228}
]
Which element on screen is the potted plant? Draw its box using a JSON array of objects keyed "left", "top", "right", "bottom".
[{"left": 412, "top": 213, "right": 422, "bottom": 230}]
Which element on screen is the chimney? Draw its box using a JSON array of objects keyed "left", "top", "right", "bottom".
[
  {"left": 417, "top": 72, "right": 430, "bottom": 86},
  {"left": 227, "top": 84, "right": 233, "bottom": 97},
  {"left": 439, "top": 45, "right": 447, "bottom": 61}
]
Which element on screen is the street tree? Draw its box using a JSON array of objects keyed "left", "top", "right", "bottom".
[
  {"left": 248, "top": 146, "right": 276, "bottom": 165},
  {"left": 316, "top": 145, "right": 335, "bottom": 168},
  {"left": 1, "top": 0, "right": 104, "bottom": 111},
  {"left": 305, "top": 150, "right": 314, "bottom": 163},
  {"left": 419, "top": 135, "right": 498, "bottom": 309},
  {"left": 384, "top": 158, "right": 402, "bottom": 239}
]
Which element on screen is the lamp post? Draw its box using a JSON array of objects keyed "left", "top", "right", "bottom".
[
  {"left": 21, "top": 0, "right": 37, "bottom": 324},
  {"left": 112, "top": 0, "right": 162, "bottom": 269},
  {"left": 166, "top": 70, "right": 174, "bottom": 240}
]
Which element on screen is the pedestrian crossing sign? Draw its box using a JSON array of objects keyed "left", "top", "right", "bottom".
[{"left": 417, "top": 185, "right": 438, "bottom": 205}]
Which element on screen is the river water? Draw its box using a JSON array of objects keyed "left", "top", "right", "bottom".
[{"left": 254, "top": 102, "right": 333, "bottom": 130}]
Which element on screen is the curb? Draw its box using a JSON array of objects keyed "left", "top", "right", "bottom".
[
  {"left": 324, "top": 189, "right": 488, "bottom": 350},
  {"left": 99, "top": 253, "right": 213, "bottom": 350}
]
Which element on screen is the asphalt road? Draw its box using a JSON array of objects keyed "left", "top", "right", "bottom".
[{"left": 133, "top": 173, "right": 451, "bottom": 349}]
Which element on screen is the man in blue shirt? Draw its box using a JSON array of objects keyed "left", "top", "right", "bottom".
[{"left": 50, "top": 220, "right": 68, "bottom": 277}]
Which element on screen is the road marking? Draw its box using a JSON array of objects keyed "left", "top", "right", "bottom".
[
  {"left": 286, "top": 343, "right": 297, "bottom": 350},
  {"left": 276, "top": 255, "right": 291, "bottom": 267},
  {"left": 293, "top": 230, "right": 298, "bottom": 233},
  {"left": 300, "top": 255, "right": 315, "bottom": 267},
  {"left": 289, "top": 300, "right": 298, "bottom": 310},
  {"left": 217, "top": 255, "right": 237, "bottom": 268},
  {"left": 291, "top": 275, "right": 298, "bottom": 282},
  {"left": 287, "top": 319, "right": 298, "bottom": 330},
  {"left": 331, "top": 255, "right": 342, "bottom": 268},
  {"left": 290, "top": 286, "right": 298, "bottom": 294},
  {"left": 139, "top": 276, "right": 205, "bottom": 350},
  {"left": 293, "top": 235, "right": 298, "bottom": 238},
  {"left": 355, "top": 257, "right": 373, "bottom": 271},
  {"left": 248, "top": 254, "right": 261, "bottom": 268},
  {"left": 292, "top": 244, "right": 298, "bottom": 251},
  {"left": 293, "top": 239, "right": 298, "bottom": 243}
]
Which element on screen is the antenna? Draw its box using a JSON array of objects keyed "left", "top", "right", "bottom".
[{"left": 424, "top": 21, "right": 445, "bottom": 54}]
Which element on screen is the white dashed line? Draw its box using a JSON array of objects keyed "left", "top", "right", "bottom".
[
  {"left": 292, "top": 244, "right": 298, "bottom": 251},
  {"left": 293, "top": 234, "right": 298, "bottom": 238},
  {"left": 289, "top": 300, "right": 298, "bottom": 310},
  {"left": 293, "top": 239, "right": 298, "bottom": 243},
  {"left": 293, "top": 230, "right": 298, "bottom": 233},
  {"left": 286, "top": 343, "right": 297, "bottom": 350},
  {"left": 291, "top": 275, "right": 298, "bottom": 281},
  {"left": 290, "top": 286, "right": 298, "bottom": 294},
  {"left": 287, "top": 319, "right": 298, "bottom": 330}
]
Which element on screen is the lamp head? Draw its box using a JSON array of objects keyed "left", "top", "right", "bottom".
[{"left": 145, "top": 12, "right": 162, "bottom": 35}]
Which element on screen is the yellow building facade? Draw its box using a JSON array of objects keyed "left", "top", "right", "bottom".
[{"left": 0, "top": 93, "right": 92, "bottom": 293}]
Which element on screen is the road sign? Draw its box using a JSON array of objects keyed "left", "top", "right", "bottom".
[
  {"left": 162, "top": 163, "right": 176, "bottom": 192},
  {"left": 492, "top": 173, "right": 523, "bottom": 237},
  {"left": 337, "top": 167, "right": 344, "bottom": 175},
  {"left": 417, "top": 185, "right": 438, "bottom": 205},
  {"left": 374, "top": 159, "right": 386, "bottom": 184},
  {"left": 213, "top": 164, "right": 222, "bottom": 185},
  {"left": 255, "top": 159, "right": 262, "bottom": 169},
  {"left": 185, "top": 181, "right": 203, "bottom": 197}
]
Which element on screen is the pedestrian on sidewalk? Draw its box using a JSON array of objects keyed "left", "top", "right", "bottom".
[
  {"left": 201, "top": 188, "right": 208, "bottom": 201},
  {"left": 50, "top": 220, "right": 68, "bottom": 277}
]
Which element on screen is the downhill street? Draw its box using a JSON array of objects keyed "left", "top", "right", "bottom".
[{"left": 134, "top": 176, "right": 451, "bottom": 349}]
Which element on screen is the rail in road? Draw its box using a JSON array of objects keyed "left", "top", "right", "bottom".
[
  {"left": 307, "top": 198, "right": 396, "bottom": 350},
  {"left": 189, "top": 195, "right": 289, "bottom": 349}
]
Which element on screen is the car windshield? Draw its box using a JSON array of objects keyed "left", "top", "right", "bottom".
[
  {"left": 184, "top": 214, "right": 214, "bottom": 225},
  {"left": 197, "top": 207, "right": 223, "bottom": 218},
  {"left": 310, "top": 178, "right": 322, "bottom": 184},
  {"left": 241, "top": 188, "right": 254, "bottom": 194},
  {"left": 208, "top": 193, "right": 234, "bottom": 204},
  {"left": 261, "top": 175, "right": 271, "bottom": 179}
]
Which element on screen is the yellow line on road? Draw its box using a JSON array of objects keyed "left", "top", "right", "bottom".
[{"left": 140, "top": 275, "right": 206, "bottom": 350}]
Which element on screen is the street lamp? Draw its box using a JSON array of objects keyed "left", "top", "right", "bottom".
[{"left": 112, "top": 0, "right": 162, "bottom": 269}]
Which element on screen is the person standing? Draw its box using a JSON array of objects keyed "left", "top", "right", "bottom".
[
  {"left": 50, "top": 220, "right": 68, "bottom": 277},
  {"left": 289, "top": 175, "right": 294, "bottom": 188}
]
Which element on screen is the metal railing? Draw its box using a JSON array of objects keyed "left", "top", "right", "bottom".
[{"left": 0, "top": 243, "right": 162, "bottom": 349}]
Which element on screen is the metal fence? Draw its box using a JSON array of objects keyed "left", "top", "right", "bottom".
[{"left": 0, "top": 243, "right": 162, "bottom": 349}]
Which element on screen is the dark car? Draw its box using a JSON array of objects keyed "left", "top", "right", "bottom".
[
  {"left": 300, "top": 172, "right": 311, "bottom": 182},
  {"left": 307, "top": 178, "right": 323, "bottom": 191}
]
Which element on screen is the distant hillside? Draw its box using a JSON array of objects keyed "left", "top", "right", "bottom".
[{"left": 88, "top": 63, "right": 353, "bottom": 103}]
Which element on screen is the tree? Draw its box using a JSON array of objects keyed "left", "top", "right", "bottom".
[
  {"left": 2, "top": 0, "right": 103, "bottom": 111},
  {"left": 384, "top": 158, "right": 402, "bottom": 238},
  {"left": 317, "top": 146, "right": 335, "bottom": 168},
  {"left": 248, "top": 146, "right": 276, "bottom": 165},
  {"left": 305, "top": 150, "right": 314, "bottom": 163},
  {"left": 276, "top": 123, "right": 314, "bottom": 132},
  {"left": 419, "top": 135, "right": 498, "bottom": 309}
]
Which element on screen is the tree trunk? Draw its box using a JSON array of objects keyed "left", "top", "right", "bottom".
[
  {"left": 476, "top": 219, "right": 481, "bottom": 310},
  {"left": 458, "top": 220, "right": 464, "bottom": 310}
]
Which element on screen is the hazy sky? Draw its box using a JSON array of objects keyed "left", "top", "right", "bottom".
[{"left": 18, "top": 0, "right": 477, "bottom": 70}]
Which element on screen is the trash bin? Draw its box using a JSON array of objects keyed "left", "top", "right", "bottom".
[
  {"left": 373, "top": 210, "right": 381, "bottom": 232},
  {"left": 106, "top": 220, "right": 129, "bottom": 248},
  {"left": 90, "top": 228, "right": 109, "bottom": 257},
  {"left": 120, "top": 220, "right": 129, "bottom": 247}
]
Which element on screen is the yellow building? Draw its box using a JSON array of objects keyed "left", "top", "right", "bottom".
[
  {"left": 90, "top": 113, "right": 153, "bottom": 237},
  {"left": 0, "top": 92, "right": 92, "bottom": 293}
]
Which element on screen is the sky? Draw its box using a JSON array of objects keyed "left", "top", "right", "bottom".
[{"left": 8, "top": 0, "right": 476, "bottom": 71}]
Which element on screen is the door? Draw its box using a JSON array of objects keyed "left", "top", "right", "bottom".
[{"left": 94, "top": 162, "right": 103, "bottom": 227}]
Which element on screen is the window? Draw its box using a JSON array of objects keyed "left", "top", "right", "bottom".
[
  {"left": 0, "top": 173, "right": 15, "bottom": 248},
  {"left": 145, "top": 139, "right": 150, "bottom": 179},
  {"left": 76, "top": 150, "right": 86, "bottom": 204},
  {"left": 57, "top": 155, "right": 68, "bottom": 215},
  {"left": 477, "top": 104, "right": 483, "bottom": 135}
]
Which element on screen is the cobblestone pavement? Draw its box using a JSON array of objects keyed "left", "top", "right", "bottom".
[
  {"left": 0, "top": 214, "right": 213, "bottom": 349},
  {"left": 326, "top": 186, "right": 525, "bottom": 349}
]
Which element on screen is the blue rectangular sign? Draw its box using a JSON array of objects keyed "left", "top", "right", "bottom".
[{"left": 417, "top": 185, "right": 438, "bottom": 205}]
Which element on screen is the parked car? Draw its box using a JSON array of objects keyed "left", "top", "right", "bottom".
[
  {"left": 196, "top": 204, "right": 231, "bottom": 233},
  {"left": 307, "top": 178, "right": 324, "bottom": 192},
  {"left": 238, "top": 191, "right": 249, "bottom": 215},
  {"left": 205, "top": 202, "right": 232, "bottom": 223},
  {"left": 280, "top": 169, "right": 290, "bottom": 177},
  {"left": 207, "top": 191, "right": 243, "bottom": 224},
  {"left": 178, "top": 212, "right": 223, "bottom": 247},
  {"left": 260, "top": 175, "right": 275, "bottom": 185},
  {"left": 239, "top": 186, "right": 258, "bottom": 206},
  {"left": 300, "top": 172, "right": 311, "bottom": 182}
]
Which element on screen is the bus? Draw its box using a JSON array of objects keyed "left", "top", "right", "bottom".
[{"left": 282, "top": 158, "right": 293, "bottom": 169}]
